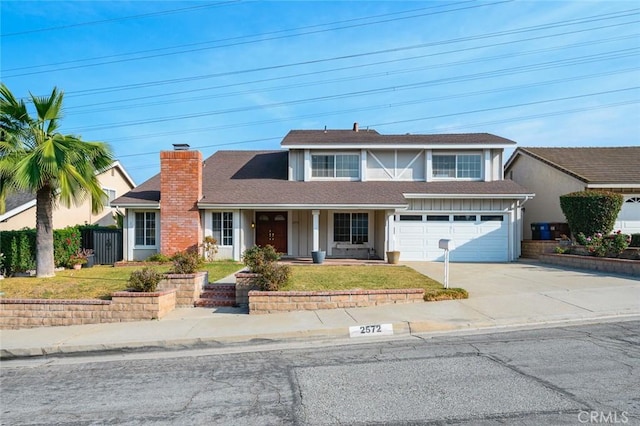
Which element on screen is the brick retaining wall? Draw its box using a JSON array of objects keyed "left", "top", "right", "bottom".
[
  {"left": 539, "top": 253, "right": 639, "bottom": 277},
  {"left": 158, "top": 272, "right": 207, "bottom": 307},
  {"left": 249, "top": 289, "right": 425, "bottom": 314},
  {"left": 0, "top": 289, "right": 176, "bottom": 329},
  {"left": 521, "top": 240, "right": 561, "bottom": 259}
]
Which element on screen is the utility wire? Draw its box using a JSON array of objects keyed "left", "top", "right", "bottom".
[{"left": 0, "top": 1, "right": 242, "bottom": 37}]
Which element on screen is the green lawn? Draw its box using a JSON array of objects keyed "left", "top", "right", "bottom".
[
  {"left": 0, "top": 261, "right": 243, "bottom": 300},
  {"left": 285, "top": 265, "right": 441, "bottom": 291},
  {"left": 0, "top": 262, "right": 467, "bottom": 302}
]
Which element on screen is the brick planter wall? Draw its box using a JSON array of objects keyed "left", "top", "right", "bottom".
[
  {"left": 521, "top": 240, "right": 562, "bottom": 259},
  {"left": 235, "top": 271, "right": 260, "bottom": 307},
  {"left": 248, "top": 289, "right": 425, "bottom": 315},
  {"left": 539, "top": 253, "right": 639, "bottom": 277},
  {"left": 0, "top": 289, "right": 176, "bottom": 329},
  {"left": 158, "top": 271, "right": 207, "bottom": 307}
]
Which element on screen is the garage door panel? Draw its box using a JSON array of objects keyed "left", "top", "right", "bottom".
[{"left": 396, "top": 215, "right": 508, "bottom": 262}]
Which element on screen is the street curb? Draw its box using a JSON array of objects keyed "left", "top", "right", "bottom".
[{"left": 3, "top": 314, "right": 639, "bottom": 360}]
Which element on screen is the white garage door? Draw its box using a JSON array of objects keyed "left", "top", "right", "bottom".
[
  {"left": 614, "top": 196, "right": 640, "bottom": 235},
  {"left": 396, "top": 214, "right": 509, "bottom": 262}
]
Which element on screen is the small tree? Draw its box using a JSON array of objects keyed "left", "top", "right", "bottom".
[{"left": 559, "top": 190, "right": 623, "bottom": 238}]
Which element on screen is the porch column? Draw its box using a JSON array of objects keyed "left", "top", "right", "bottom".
[{"left": 312, "top": 209, "right": 320, "bottom": 251}]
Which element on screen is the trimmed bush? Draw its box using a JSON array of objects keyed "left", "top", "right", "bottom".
[
  {"left": 170, "top": 249, "right": 204, "bottom": 274},
  {"left": 145, "top": 253, "right": 171, "bottom": 263},
  {"left": 559, "top": 191, "right": 623, "bottom": 237},
  {"left": 242, "top": 245, "right": 290, "bottom": 291},
  {"left": 128, "top": 267, "right": 164, "bottom": 292}
]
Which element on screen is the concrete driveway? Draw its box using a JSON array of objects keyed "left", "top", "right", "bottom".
[{"left": 401, "top": 260, "right": 640, "bottom": 330}]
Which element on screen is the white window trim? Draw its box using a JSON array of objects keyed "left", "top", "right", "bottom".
[
  {"left": 431, "top": 152, "right": 483, "bottom": 181},
  {"left": 207, "top": 211, "right": 235, "bottom": 247},
  {"left": 102, "top": 187, "right": 117, "bottom": 207},
  {"left": 133, "top": 211, "right": 159, "bottom": 249},
  {"left": 327, "top": 210, "right": 373, "bottom": 254},
  {"left": 310, "top": 151, "right": 361, "bottom": 181}
]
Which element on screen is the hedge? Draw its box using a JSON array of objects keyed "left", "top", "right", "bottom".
[
  {"left": 559, "top": 190, "right": 624, "bottom": 237},
  {"left": 0, "top": 226, "right": 81, "bottom": 275}
]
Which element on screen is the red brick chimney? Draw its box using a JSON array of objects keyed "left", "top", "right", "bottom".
[{"left": 160, "top": 145, "right": 203, "bottom": 256}]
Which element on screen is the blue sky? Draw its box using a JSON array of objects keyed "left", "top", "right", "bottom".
[{"left": 2, "top": 0, "right": 638, "bottom": 185}]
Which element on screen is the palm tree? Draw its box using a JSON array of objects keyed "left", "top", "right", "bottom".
[{"left": 0, "top": 84, "right": 113, "bottom": 277}]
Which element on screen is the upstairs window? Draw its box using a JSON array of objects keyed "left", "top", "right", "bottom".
[
  {"left": 433, "top": 154, "right": 482, "bottom": 179},
  {"left": 312, "top": 154, "right": 359, "bottom": 178},
  {"left": 102, "top": 188, "right": 116, "bottom": 207}
]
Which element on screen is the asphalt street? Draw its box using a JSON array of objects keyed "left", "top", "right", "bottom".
[{"left": 1, "top": 319, "right": 638, "bottom": 425}]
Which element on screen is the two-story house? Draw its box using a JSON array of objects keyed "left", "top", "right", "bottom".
[{"left": 112, "top": 124, "right": 533, "bottom": 262}]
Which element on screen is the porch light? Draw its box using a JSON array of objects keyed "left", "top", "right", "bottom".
[{"left": 251, "top": 221, "right": 255, "bottom": 229}]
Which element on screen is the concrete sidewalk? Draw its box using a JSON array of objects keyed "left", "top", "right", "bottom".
[{"left": 1, "top": 261, "right": 638, "bottom": 359}]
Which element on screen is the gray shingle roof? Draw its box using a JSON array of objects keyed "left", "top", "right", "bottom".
[
  {"left": 515, "top": 147, "right": 640, "bottom": 184},
  {"left": 113, "top": 150, "right": 532, "bottom": 208},
  {"left": 281, "top": 130, "right": 517, "bottom": 146}
]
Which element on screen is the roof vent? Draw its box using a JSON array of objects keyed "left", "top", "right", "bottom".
[
  {"left": 353, "top": 122, "right": 359, "bottom": 132},
  {"left": 173, "top": 143, "right": 190, "bottom": 151}
]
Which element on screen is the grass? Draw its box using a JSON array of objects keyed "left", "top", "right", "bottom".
[
  {"left": 0, "top": 261, "right": 243, "bottom": 300},
  {"left": 0, "top": 262, "right": 468, "bottom": 302},
  {"left": 283, "top": 265, "right": 467, "bottom": 301}
]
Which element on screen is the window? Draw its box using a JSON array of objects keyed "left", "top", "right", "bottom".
[
  {"left": 334, "top": 212, "right": 368, "bottom": 244},
  {"left": 312, "top": 154, "right": 359, "bottom": 178},
  {"left": 433, "top": 154, "right": 482, "bottom": 179},
  {"left": 481, "top": 215, "right": 503, "bottom": 221},
  {"left": 135, "top": 212, "right": 156, "bottom": 246},
  {"left": 399, "top": 215, "right": 423, "bottom": 221},
  {"left": 454, "top": 215, "right": 477, "bottom": 222},
  {"left": 427, "top": 215, "right": 450, "bottom": 221},
  {"left": 212, "top": 212, "right": 233, "bottom": 246},
  {"left": 102, "top": 188, "right": 116, "bottom": 207}
]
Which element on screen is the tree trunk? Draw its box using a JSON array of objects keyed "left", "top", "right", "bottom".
[{"left": 36, "top": 184, "right": 55, "bottom": 278}]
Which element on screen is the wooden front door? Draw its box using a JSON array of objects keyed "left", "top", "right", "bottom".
[{"left": 255, "top": 211, "right": 288, "bottom": 254}]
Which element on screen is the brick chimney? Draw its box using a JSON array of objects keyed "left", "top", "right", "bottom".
[{"left": 160, "top": 145, "right": 203, "bottom": 256}]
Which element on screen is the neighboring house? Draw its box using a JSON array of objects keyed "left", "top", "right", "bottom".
[
  {"left": 112, "top": 124, "right": 533, "bottom": 263},
  {"left": 0, "top": 161, "right": 136, "bottom": 231},
  {"left": 504, "top": 147, "right": 640, "bottom": 239}
]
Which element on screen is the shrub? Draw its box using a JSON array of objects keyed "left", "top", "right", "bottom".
[
  {"left": 560, "top": 191, "right": 623, "bottom": 237},
  {"left": 242, "top": 244, "right": 280, "bottom": 273},
  {"left": 145, "top": 253, "right": 171, "bottom": 263},
  {"left": 242, "top": 245, "right": 290, "bottom": 291},
  {"left": 424, "top": 288, "right": 468, "bottom": 302},
  {"left": 576, "top": 231, "right": 631, "bottom": 257},
  {"left": 53, "top": 226, "right": 81, "bottom": 268},
  {"left": 630, "top": 234, "right": 640, "bottom": 248},
  {"left": 201, "top": 236, "right": 219, "bottom": 261},
  {"left": 128, "top": 267, "right": 164, "bottom": 292},
  {"left": 170, "top": 249, "right": 204, "bottom": 274}
]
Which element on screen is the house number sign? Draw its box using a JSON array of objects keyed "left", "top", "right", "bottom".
[{"left": 349, "top": 323, "right": 393, "bottom": 338}]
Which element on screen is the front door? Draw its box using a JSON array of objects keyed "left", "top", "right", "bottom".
[{"left": 255, "top": 211, "right": 288, "bottom": 254}]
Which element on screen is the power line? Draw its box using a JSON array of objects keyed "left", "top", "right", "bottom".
[
  {"left": 3, "top": 0, "right": 478, "bottom": 71},
  {"left": 66, "top": 33, "right": 639, "bottom": 114},
  {"left": 67, "top": 49, "right": 639, "bottom": 132},
  {"left": 48, "top": 10, "right": 640, "bottom": 98},
  {"left": 3, "top": 1, "right": 510, "bottom": 77},
  {"left": 0, "top": 1, "right": 242, "bottom": 38}
]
